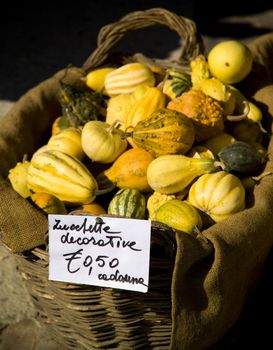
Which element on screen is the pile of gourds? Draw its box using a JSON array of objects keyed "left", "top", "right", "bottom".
[{"left": 8, "top": 41, "right": 268, "bottom": 235}]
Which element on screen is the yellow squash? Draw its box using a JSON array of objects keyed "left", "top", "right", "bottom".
[
  {"left": 47, "top": 127, "right": 85, "bottom": 160},
  {"left": 27, "top": 150, "right": 100, "bottom": 205},
  {"left": 147, "top": 154, "right": 218, "bottom": 194},
  {"left": 155, "top": 199, "right": 202, "bottom": 234},
  {"left": 125, "top": 86, "right": 166, "bottom": 129},
  {"left": 188, "top": 171, "right": 245, "bottom": 222},
  {"left": 104, "top": 62, "right": 155, "bottom": 96}
]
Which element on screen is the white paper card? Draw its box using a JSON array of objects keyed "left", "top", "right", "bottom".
[{"left": 48, "top": 215, "right": 151, "bottom": 293}]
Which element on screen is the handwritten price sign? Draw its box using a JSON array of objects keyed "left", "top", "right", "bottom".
[{"left": 48, "top": 215, "right": 151, "bottom": 293}]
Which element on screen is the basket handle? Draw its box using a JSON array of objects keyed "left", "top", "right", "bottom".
[{"left": 82, "top": 7, "right": 204, "bottom": 72}]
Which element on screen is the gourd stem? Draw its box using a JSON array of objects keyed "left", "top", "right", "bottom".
[
  {"left": 252, "top": 171, "right": 272, "bottom": 182},
  {"left": 94, "top": 183, "right": 116, "bottom": 196},
  {"left": 120, "top": 132, "right": 133, "bottom": 139},
  {"left": 107, "top": 120, "right": 122, "bottom": 134},
  {"left": 226, "top": 101, "right": 250, "bottom": 122},
  {"left": 258, "top": 121, "right": 268, "bottom": 134},
  {"left": 213, "top": 161, "right": 227, "bottom": 170}
]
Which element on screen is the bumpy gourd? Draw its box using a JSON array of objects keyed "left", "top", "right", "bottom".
[
  {"left": 167, "top": 89, "right": 225, "bottom": 142},
  {"left": 147, "top": 191, "right": 176, "bottom": 220},
  {"left": 122, "top": 108, "right": 195, "bottom": 157},
  {"left": 188, "top": 171, "right": 245, "bottom": 222},
  {"left": 147, "top": 154, "right": 218, "bottom": 194}
]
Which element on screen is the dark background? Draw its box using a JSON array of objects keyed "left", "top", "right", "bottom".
[
  {"left": 1, "top": 1, "right": 273, "bottom": 349},
  {"left": 0, "top": 0, "right": 272, "bottom": 100}
]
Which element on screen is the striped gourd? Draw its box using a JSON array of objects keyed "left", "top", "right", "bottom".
[
  {"left": 121, "top": 108, "right": 195, "bottom": 157},
  {"left": 108, "top": 188, "right": 146, "bottom": 219},
  {"left": 27, "top": 150, "right": 101, "bottom": 205},
  {"left": 163, "top": 70, "right": 192, "bottom": 99},
  {"left": 104, "top": 63, "right": 155, "bottom": 96}
]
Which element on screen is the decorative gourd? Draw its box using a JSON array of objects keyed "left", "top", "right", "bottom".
[
  {"left": 228, "top": 84, "right": 265, "bottom": 132},
  {"left": 125, "top": 86, "right": 166, "bottom": 129},
  {"left": 227, "top": 119, "right": 263, "bottom": 144},
  {"left": 187, "top": 146, "right": 215, "bottom": 159},
  {"left": 81, "top": 120, "right": 127, "bottom": 163},
  {"left": 104, "top": 62, "right": 155, "bottom": 96},
  {"left": 51, "top": 116, "right": 70, "bottom": 135},
  {"left": 147, "top": 191, "right": 176, "bottom": 220},
  {"left": 155, "top": 199, "right": 202, "bottom": 234},
  {"left": 106, "top": 94, "right": 136, "bottom": 131},
  {"left": 108, "top": 188, "right": 146, "bottom": 219},
  {"left": 162, "top": 70, "right": 192, "bottom": 99},
  {"left": 198, "top": 78, "right": 236, "bottom": 115},
  {"left": 167, "top": 89, "right": 225, "bottom": 142},
  {"left": 58, "top": 81, "right": 105, "bottom": 127},
  {"left": 217, "top": 141, "right": 262, "bottom": 176},
  {"left": 31, "top": 192, "right": 67, "bottom": 214},
  {"left": 188, "top": 171, "right": 245, "bottom": 222},
  {"left": 147, "top": 154, "right": 218, "bottom": 194},
  {"left": 8, "top": 159, "right": 31, "bottom": 198},
  {"left": 47, "top": 127, "right": 85, "bottom": 160},
  {"left": 27, "top": 150, "right": 109, "bottom": 205},
  {"left": 190, "top": 55, "right": 211, "bottom": 88},
  {"left": 97, "top": 148, "right": 154, "bottom": 193},
  {"left": 202, "top": 133, "right": 236, "bottom": 156},
  {"left": 84, "top": 67, "right": 116, "bottom": 93},
  {"left": 122, "top": 108, "right": 195, "bottom": 157}
]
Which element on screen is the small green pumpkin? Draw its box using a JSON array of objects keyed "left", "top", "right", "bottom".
[
  {"left": 107, "top": 188, "right": 146, "bottom": 219},
  {"left": 218, "top": 141, "right": 262, "bottom": 176}
]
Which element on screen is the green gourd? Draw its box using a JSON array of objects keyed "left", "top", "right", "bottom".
[
  {"left": 218, "top": 141, "right": 262, "bottom": 176},
  {"left": 108, "top": 188, "right": 146, "bottom": 219}
]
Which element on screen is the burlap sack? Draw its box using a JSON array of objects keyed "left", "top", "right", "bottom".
[{"left": 1, "top": 8, "right": 273, "bottom": 349}]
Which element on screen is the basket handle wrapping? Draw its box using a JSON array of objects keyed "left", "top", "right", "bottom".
[{"left": 82, "top": 7, "right": 204, "bottom": 71}]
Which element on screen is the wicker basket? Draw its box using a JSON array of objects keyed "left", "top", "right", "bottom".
[{"left": 13, "top": 8, "right": 204, "bottom": 350}]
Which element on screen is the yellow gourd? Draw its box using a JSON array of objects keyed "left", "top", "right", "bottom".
[
  {"left": 125, "top": 86, "right": 166, "bottom": 129},
  {"left": 85, "top": 67, "right": 116, "bottom": 93},
  {"left": 155, "top": 199, "right": 202, "bottom": 234},
  {"left": 27, "top": 150, "right": 101, "bottom": 205},
  {"left": 81, "top": 120, "right": 127, "bottom": 164},
  {"left": 147, "top": 154, "right": 218, "bottom": 194},
  {"left": 8, "top": 159, "right": 31, "bottom": 198},
  {"left": 47, "top": 127, "right": 85, "bottom": 160},
  {"left": 188, "top": 171, "right": 245, "bottom": 222},
  {"left": 147, "top": 191, "right": 176, "bottom": 220},
  {"left": 104, "top": 62, "right": 155, "bottom": 96},
  {"left": 97, "top": 148, "right": 154, "bottom": 193}
]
